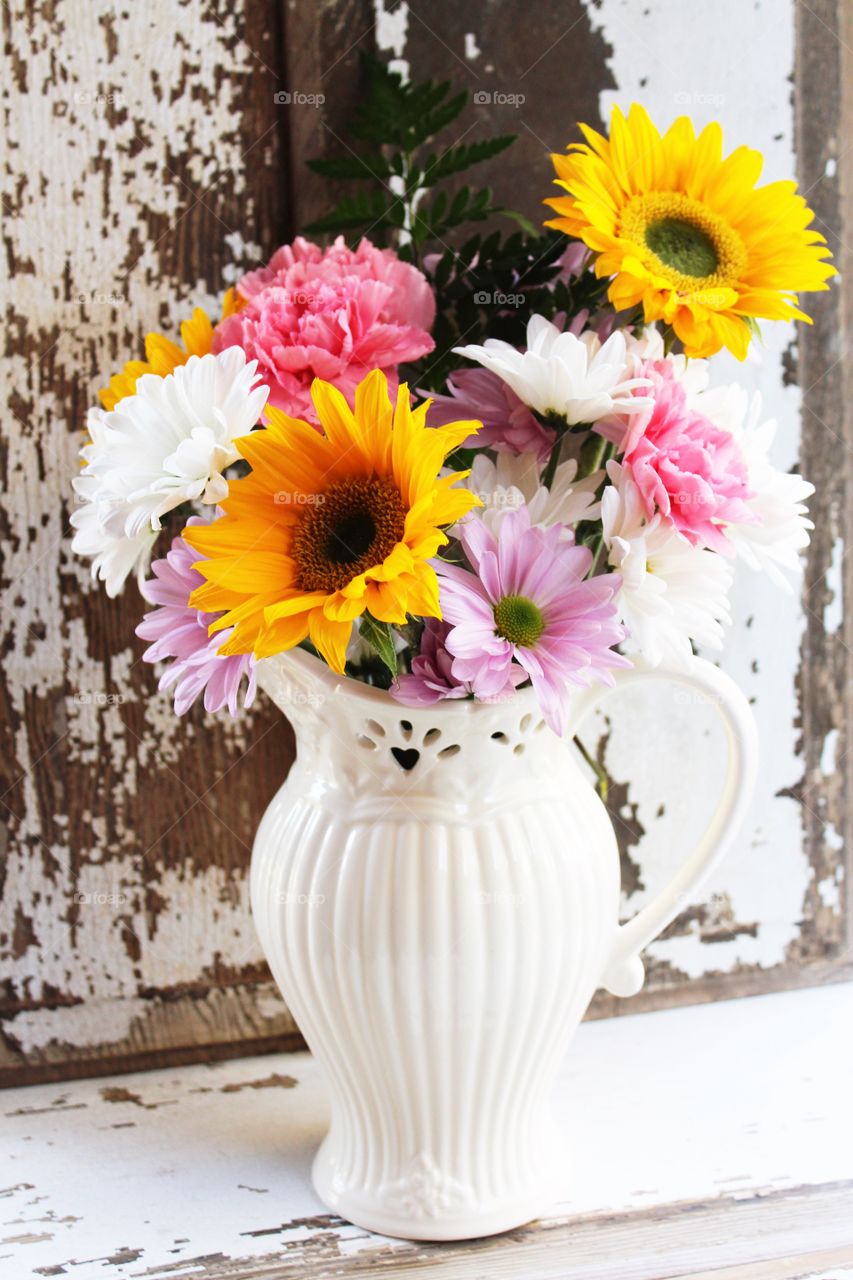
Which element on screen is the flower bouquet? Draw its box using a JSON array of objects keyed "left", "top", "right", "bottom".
[{"left": 72, "top": 62, "right": 833, "bottom": 1239}]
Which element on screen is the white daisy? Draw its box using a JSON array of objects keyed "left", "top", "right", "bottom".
[
  {"left": 691, "top": 386, "right": 814, "bottom": 589},
  {"left": 454, "top": 315, "right": 652, "bottom": 425},
  {"left": 70, "top": 487, "right": 158, "bottom": 598},
  {"left": 460, "top": 451, "right": 601, "bottom": 537},
  {"left": 602, "top": 461, "right": 733, "bottom": 668},
  {"left": 71, "top": 349, "right": 267, "bottom": 596}
]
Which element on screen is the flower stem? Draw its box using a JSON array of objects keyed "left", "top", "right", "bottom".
[
  {"left": 540, "top": 427, "right": 566, "bottom": 489},
  {"left": 576, "top": 431, "right": 608, "bottom": 480},
  {"left": 573, "top": 733, "right": 609, "bottom": 804},
  {"left": 584, "top": 440, "right": 617, "bottom": 577}
]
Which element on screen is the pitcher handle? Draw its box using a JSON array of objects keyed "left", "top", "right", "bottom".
[{"left": 573, "top": 656, "right": 759, "bottom": 998}]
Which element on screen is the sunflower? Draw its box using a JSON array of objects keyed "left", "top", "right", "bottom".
[
  {"left": 98, "top": 291, "right": 244, "bottom": 410},
  {"left": 545, "top": 104, "right": 835, "bottom": 359},
  {"left": 183, "top": 370, "right": 481, "bottom": 673}
]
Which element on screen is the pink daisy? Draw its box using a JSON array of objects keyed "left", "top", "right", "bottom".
[
  {"left": 212, "top": 236, "right": 435, "bottom": 420},
  {"left": 425, "top": 367, "right": 555, "bottom": 463},
  {"left": 392, "top": 619, "right": 524, "bottom": 708},
  {"left": 436, "top": 508, "right": 630, "bottom": 735},
  {"left": 136, "top": 520, "right": 256, "bottom": 717}
]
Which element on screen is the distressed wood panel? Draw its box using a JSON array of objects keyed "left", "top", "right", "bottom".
[
  {"left": 0, "top": 0, "right": 850, "bottom": 1084},
  {"left": 0, "top": 0, "right": 300, "bottom": 1083}
]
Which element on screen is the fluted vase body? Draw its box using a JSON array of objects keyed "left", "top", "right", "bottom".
[{"left": 251, "top": 648, "right": 756, "bottom": 1240}]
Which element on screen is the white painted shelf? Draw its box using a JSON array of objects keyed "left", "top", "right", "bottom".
[{"left": 2, "top": 984, "right": 852, "bottom": 1280}]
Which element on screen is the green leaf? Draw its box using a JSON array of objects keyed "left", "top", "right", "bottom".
[
  {"left": 358, "top": 614, "right": 398, "bottom": 679},
  {"left": 307, "top": 153, "right": 393, "bottom": 181},
  {"left": 348, "top": 54, "right": 466, "bottom": 151},
  {"left": 303, "top": 188, "right": 401, "bottom": 236},
  {"left": 495, "top": 208, "right": 539, "bottom": 236},
  {"left": 421, "top": 135, "right": 516, "bottom": 185}
]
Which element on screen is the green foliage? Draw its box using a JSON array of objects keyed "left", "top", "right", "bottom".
[
  {"left": 304, "top": 53, "right": 515, "bottom": 254},
  {"left": 406, "top": 232, "right": 611, "bottom": 392},
  {"left": 305, "top": 53, "right": 617, "bottom": 397},
  {"left": 356, "top": 613, "right": 398, "bottom": 679}
]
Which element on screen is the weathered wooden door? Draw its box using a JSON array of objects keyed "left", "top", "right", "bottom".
[{"left": 1, "top": 0, "right": 850, "bottom": 1085}]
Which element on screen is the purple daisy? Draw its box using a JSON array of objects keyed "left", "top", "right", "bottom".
[
  {"left": 136, "top": 519, "right": 256, "bottom": 717},
  {"left": 425, "top": 367, "right": 556, "bottom": 463},
  {"left": 436, "top": 508, "right": 630, "bottom": 735},
  {"left": 392, "top": 618, "right": 524, "bottom": 708}
]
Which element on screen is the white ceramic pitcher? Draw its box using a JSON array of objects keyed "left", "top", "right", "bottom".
[{"left": 251, "top": 647, "right": 757, "bottom": 1240}]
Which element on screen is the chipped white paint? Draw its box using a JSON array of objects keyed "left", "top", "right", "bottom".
[
  {"left": 821, "top": 728, "right": 839, "bottom": 776},
  {"left": 373, "top": 0, "right": 410, "bottom": 77},
  {"left": 2, "top": 984, "right": 852, "bottom": 1278},
  {"left": 578, "top": 0, "right": 823, "bottom": 979},
  {"left": 816, "top": 868, "right": 842, "bottom": 911},
  {"left": 823, "top": 535, "right": 844, "bottom": 633}
]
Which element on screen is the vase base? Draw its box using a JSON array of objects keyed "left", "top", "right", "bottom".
[{"left": 312, "top": 1140, "right": 556, "bottom": 1241}]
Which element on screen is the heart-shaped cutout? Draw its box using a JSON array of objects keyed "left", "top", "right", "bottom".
[{"left": 391, "top": 746, "right": 420, "bottom": 771}]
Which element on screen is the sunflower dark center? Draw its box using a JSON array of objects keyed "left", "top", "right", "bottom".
[
  {"left": 291, "top": 476, "right": 407, "bottom": 593},
  {"left": 493, "top": 594, "right": 545, "bottom": 648},
  {"left": 645, "top": 216, "right": 719, "bottom": 278}
]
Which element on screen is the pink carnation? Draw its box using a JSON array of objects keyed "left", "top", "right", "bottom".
[
  {"left": 623, "top": 361, "right": 756, "bottom": 555},
  {"left": 426, "top": 367, "right": 555, "bottom": 463},
  {"left": 136, "top": 520, "right": 256, "bottom": 717},
  {"left": 212, "top": 236, "right": 435, "bottom": 420}
]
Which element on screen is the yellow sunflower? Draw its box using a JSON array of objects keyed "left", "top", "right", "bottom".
[
  {"left": 98, "top": 290, "right": 244, "bottom": 410},
  {"left": 183, "top": 369, "right": 481, "bottom": 673},
  {"left": 545, "top": 103, "right": 835, "bottom": 359}
]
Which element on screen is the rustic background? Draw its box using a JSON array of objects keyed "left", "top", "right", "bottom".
[{"left": 1, "top": 0, "right": 850, "bottom": 1086}]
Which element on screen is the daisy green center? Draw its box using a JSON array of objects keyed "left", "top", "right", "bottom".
[{"left": 493, "top": 594, "right": 545, "bottom": 648}]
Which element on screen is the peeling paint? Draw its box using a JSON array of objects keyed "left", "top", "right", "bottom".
[
  {"left": 823, "top": 536, "right": 844, "bottom": 634},
  {"left": 577, "top": 0, "right": 826, "bottom": 984},
  {"left": 1, "top": 0, "right": 848, "bottom": 1082}
]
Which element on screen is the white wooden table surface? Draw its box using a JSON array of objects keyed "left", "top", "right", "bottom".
[{"left": 2, "top": 984, "right": 852, "bottom": 1280}]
